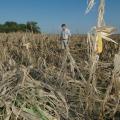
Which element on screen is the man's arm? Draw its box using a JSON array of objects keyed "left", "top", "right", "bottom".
[{"left": 59, "top": 32, "right": 63, "bottom": 41}]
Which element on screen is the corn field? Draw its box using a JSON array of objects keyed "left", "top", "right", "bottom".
[
  {"left": 0, "top": 32, "right": 119, "bottom": 120},
  {"left": 0, "top": 0, "right": 119, "bottom": 120}
]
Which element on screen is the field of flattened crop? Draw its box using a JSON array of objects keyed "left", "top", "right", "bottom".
[{"left": 0, "top": 33, "right": 120, "bottom": 120}]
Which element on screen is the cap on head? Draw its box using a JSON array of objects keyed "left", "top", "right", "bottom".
[{"left": 61, "top": 24, "right": 66, "bottom": 28}]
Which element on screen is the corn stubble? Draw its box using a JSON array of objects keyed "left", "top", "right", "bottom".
[{"left": 0, "top": 32, "right": 119, "bottom": 120}]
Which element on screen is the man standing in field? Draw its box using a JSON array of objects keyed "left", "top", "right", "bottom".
[{"left": 60, "top": 24, "right": 71, "bottom": 50}]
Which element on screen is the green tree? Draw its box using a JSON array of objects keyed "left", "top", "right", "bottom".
[
  {"left": 26, "top": 21, "right": 40, "bottom": 33},
  {"left": 0, "top": 21, "right": 41, "bottom": 33}
]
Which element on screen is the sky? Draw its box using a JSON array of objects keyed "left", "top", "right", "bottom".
[{"left": 0, "top": 0, "right": 119, "bottom": 33}]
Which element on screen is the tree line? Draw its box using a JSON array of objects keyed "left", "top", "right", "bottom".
[{"left": 0, "top": 21, "right": 41, "bottom": 33}]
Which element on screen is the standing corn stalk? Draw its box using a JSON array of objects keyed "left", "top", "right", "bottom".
[
  {"left": 86, "top": 0, "right": 117, "bottom": 59},
  {"left": 87, "top": 0, "right": 117, "bottom": 77},
  {"left": 85, "top": 0, "right": 118, "bottom": 117}
]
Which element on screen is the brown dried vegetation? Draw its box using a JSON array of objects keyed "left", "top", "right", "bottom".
[{"left": 0, "top": 33, "right": 120, "bottom": 120}]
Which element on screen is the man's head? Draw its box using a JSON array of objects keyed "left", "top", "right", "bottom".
[{"left": 61, "top": 24, "right": 67, "bottom": 30}]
